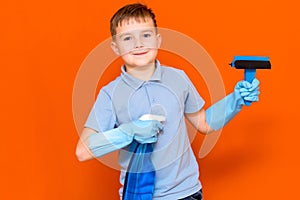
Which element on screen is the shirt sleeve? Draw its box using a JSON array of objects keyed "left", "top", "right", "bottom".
[
  {"left": 181, "top": 72, "right": 205, "bottom": 113},
  {"left": 84, "top": 88, "right": 116, "bottom": 132}
]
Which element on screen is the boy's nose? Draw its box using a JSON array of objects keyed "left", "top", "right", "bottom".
[{"left": 134, "top": 37, "right": 144, "bottom": 48}]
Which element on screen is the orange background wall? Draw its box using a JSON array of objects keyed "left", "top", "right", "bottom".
[{"left": 1, "top": 0, "right": 299, "bottom": 199}]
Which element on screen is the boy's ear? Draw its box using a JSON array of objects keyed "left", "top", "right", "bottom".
[
  {"left": 156, "top": 33, "right": 162, "bottom": 48},
  {"left": 110, "top": 41, "right": 120, "bottom": 55}
]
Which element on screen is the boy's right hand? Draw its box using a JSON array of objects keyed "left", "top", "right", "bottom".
[{"left": 119, "top": 119, "right": 164, "bottom": 144}]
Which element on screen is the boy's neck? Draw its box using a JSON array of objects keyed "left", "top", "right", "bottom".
[{"left": 125, "top": 62, "right": 156, "bottom": 81}]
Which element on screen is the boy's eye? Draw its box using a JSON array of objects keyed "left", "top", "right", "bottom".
[
  {"left": 123, "top": 36, "right": 132, "bottom": 41},
  {"left": 143, "top": 33, "right": 152, "bottom": 38}
]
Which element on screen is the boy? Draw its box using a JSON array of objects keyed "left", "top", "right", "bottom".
[{"left": 76, "top": 3, "right": 260, "bottom": 200}]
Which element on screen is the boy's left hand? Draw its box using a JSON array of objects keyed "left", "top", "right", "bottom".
[{"left": 235, "top": 78, "right": 260, "bottom": 103}]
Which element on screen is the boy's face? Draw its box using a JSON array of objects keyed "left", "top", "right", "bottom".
[{"left": 111, "top": 17, "right": 161, "bottom": 69}]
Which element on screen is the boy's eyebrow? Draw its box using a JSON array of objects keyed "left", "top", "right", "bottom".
[
  {"left": 117, "top": 28, "right": 156, "bottom": 38},
  {"left": 141, "top": 29, "right": 155, "bottom": 33},
  {"left": 118, "top": 32, "right": 132, "bottom": 39}
]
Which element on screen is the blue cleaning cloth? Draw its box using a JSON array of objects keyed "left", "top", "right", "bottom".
[{"left": 122, "top": 141, "right": 156, "bottom": 200}]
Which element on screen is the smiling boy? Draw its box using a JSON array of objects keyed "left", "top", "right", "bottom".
[
  {"left": 110, "top": 17, "right": 161, "bottom": 81},
  {"left": 76, "top": 3, "right": 260, "bottom": 200}
]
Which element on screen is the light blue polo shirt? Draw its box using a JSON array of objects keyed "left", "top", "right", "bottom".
[{"left": 85, "top": 60, "right": 205, "bottom": 199}]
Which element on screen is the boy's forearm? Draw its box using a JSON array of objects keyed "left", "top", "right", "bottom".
[
  {"left": 75, "top": 128, "right": 97, "bottom": 162},
  {"left": 201, "top": 120, "right": 215, "bottom": 134},
  {"left": 185, "top": 109, "right": 215, "bottom": 135},
  {"left": 76, "top": 119, "right": 163, "bottom": 161},
  {"left": 76, "top": 127, "right": 131, "bottom": 161}
]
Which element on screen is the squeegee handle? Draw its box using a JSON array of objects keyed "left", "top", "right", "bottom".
[{"left": 244, "top": 69, "right": 256, "bottom": 106}]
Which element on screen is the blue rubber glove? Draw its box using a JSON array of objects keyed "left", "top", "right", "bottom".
[
  {"left": 206, "top": 78, "right": 260, "bottom": 131},
  {"left": 239, "top": 78, "right": 260, "bottom": 102},
  {"left": 119, "top": 119, "right": 163, "bottom": 144},
  {"left": 88, "top": 119, "right": 163, "bottom": 158}
]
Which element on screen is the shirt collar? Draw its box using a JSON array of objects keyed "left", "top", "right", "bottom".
[{"left": 121, "top": 60, "right": 162, "bottom": 90}]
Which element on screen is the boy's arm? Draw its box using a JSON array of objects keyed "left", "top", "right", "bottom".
[
  {"left": 185, "top": 79, "right": 260, "bottom": 134},
  {"left": 75, "top": 127, "right": 97, "bottom": 162},
  {"left": 185, "top": 109, "right": 214, "bottom": 134},
  {"left": 75, "top": 119, "right": 163, "bottom": 162}
]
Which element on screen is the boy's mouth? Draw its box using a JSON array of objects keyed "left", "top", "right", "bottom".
[
  {"left": 130, "top": 48, "right": 150, "bottom": 56},
  {"left": 132, "top": 51, "right": 148, "bottom": 56}
]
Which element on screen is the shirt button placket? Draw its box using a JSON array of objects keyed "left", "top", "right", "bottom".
[{"left": 146, "top": 82, "right": 155, "bottom": 105}]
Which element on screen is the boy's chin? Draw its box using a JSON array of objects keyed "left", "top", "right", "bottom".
[
  {"left": 122, "top": 54, "right": 157, "bottom": 68},
  {"left": 125, "top": 60, "right": 155, "bottom": 68}
]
